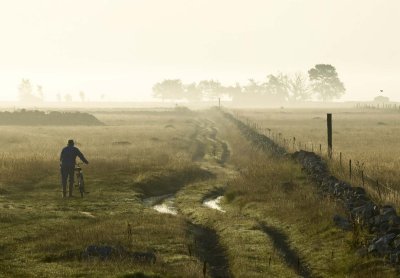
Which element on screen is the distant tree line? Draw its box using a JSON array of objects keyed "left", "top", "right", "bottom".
[
  {"left": 152, "top": 64, "right": 345, "bottom": 103},
  {"left": 18, "top": 79, "right": 44, "bottom": 103},
  {"left": 18, "top": 79, "right": 88, "bottom": 103}
]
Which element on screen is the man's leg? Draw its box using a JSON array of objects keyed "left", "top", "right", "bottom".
[
  {"left": 61, "top": 168, "right": 68, "bottom": 198},
  {"left": 68, "top": 168, "right": 75, "bottom": 197}
]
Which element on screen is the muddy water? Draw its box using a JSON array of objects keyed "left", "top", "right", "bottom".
[
  {"left": 143, "top": 194, "right": 178, "bottom": 215},
  {"left": 153, "top": 197, "right": 177, "bottom": 215},
  {"left": 203, "top": 196, "right": 225, "bottom": 212}
]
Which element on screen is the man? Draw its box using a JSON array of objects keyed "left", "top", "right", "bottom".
[{"left": 60, "top": 139, "right": 89, "bottom": 198}]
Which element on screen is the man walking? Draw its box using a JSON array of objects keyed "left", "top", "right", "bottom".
[{"left": 60, "top": 139, "right": 89, "bottom": 198}]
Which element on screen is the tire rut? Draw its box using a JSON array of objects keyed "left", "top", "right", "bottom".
[
  {"left": 190, "top": 119, "right": 230, "bottom": 165},
  {"left": 187, "top": 221, "right": 232, "bottom": 278},
  {"left": 259, "top": 223, "right": 312, "bottom": 277},
  {"left": 186, "top": 119, "right": 233, "bottom": 276}
]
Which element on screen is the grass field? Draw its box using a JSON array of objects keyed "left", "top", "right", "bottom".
[
  {"left": 235, "top": 108, "right": 400, "bottom": 205},
  {"left": 0, "top": 107, "right": 397, "bottom": 277}
]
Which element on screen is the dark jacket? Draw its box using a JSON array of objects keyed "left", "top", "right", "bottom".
[{"left": 60, "top": 145, "right": 89, "bottom": 168}]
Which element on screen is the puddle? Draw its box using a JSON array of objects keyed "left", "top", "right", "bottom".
[
  {"left": 143, "top": 194, "right": 178, "bottom": 215},
  {"left": 203, "top": 196, "right": 225, "bottom": 212},
  {"left": 79, "top": 211, "right": 95, "bottom": 218},
  {"left": 153, "top": 197, "right": 178, "bottom": 215}
]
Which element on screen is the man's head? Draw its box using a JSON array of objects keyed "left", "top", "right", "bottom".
[{"left": 67, "top": 139, "right": 74, "bottom": 146}]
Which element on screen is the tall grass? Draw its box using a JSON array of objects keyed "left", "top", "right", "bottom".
[
  {"left": 216, "top": 111, "right": 397, "bottom": 277},
  {"left": 0, "top": 111, "right": 208, "bottom": 277},
  {"left": 237, "top": 108, "right": 400, "bottom": 206}
]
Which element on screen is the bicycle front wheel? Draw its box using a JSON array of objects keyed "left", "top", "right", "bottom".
[{"left": 78, "top": 175, "right": 85, "bottom": 197}]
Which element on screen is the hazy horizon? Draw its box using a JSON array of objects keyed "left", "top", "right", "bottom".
[{"left": 1, "top": 0, "right": 399, "bottom": 102}]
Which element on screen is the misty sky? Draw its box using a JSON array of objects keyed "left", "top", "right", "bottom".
[{"left": 0, "top": 0, "right": 399, "bottom": 102}]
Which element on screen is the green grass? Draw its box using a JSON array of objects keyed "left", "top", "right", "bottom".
[
  {"left": 236, "top": 107, "right": 400, "bottom": 206},
  {"left": 0, "top": 108, "right": 398, "bottom": 277}
]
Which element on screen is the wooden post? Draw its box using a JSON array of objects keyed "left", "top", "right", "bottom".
[
  {"left": 127, "top": 223, "right": 132, "bottom": 241},
  {"left": 327, "top": 113, "right": 332, "bottom": 159},
  {"left": 361, "top": 171, "right": 365, "bottom": 187},
  {"left": 297, "top": 257, "right": 300, "bottom": 272},
  {"left": 349, "top": 159, "right": 352, "bottom": 180},
  {"left": 293, "top": 137, "right": 296, "bottom": 151},
  {"left": 218, "top": 98, "right": 221, "bottom": 109},
  {"left": 339, "top": 152, "right": 342, "bottom": 168},
  {"left": 319, "top": 144, "right": 322, "bottom": 154},
  {"left": 203, "top": 261, "right": 207, "bottom": 277},
  {"left": 376, "top": 180, "right": 382, "bottom": 201}
]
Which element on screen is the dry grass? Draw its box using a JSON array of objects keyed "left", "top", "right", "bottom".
[
  {"left": 216, "top": 111, "right": 397, "bottom": 277},
  {"left": 235, "top": 108, "right": 400, "bottom": 206},
  {"left": 0, "top": 110, "right": 207, "bottom": 277},
  {"left": 1, "top": 107, "right": 398, "bottom": 277}
]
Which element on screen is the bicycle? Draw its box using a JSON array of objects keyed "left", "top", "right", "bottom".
[{"left": 74, "top": 163, "right": 87, "bottom": 197}]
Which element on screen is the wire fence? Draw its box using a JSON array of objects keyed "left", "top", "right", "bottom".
[
  {"left": 355, "top": 103, "right": 400, "bottom": 110},
  {"left": 233, "top": 111, "right": 400, "bottom": 206}
]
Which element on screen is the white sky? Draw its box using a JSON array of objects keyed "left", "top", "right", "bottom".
[{"left": 0, "top": 0, "right": 399, "bottom": 101}]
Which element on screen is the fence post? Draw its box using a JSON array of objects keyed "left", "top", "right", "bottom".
[
  {"left": 293, "top": 137, "right": 296, "bottom": 151},
  {"left": 340, "top": 152, "right": 342, "bottom": 168},
  {"left": 203, "top": 261, "right": 207, "bottom": 277},
  {"left": 376, "top": 180, "right": 382, "bottom": 201},
  {"left": 361, "top": 171, "right": 365, "bottom": 187},
  {"left": 349, "top": 159, "right": 352, "bottom": 180},
  {"left": 327, "top": 113, "right": 333, "bottom": 159}
]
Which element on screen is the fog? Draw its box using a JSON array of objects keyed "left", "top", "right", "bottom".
[{"left": 0, "top": 0, "right": 399, "bottom": 103}]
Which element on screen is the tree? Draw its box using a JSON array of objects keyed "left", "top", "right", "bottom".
[
  {"left": 18, "top": 79, "right": 42, "bottom": 103},
  {"left": 152, "top": 79, "right": 184, "bottom": 101},
  {"left": 308, "top": 64, "right": 345, "bottom": 101},
  {"left": 64, "top": 93, "right": 72, "bottom": 102},
  {"left": 79, "top": 91, "right": 85, "bottom": 102},
  {"left": 289, "top": 72, "right": 311, "bottom": 101},
  {"left": 198, "top": 80, "right": 222, "bottom": 100},
  {"left": 184, "top": 83, "right": 202, "bottom": 102},
  {"left": 223, "top": 83, "right": 242, "bottom": 100},
  {"left": 264, "top": 74, "right": 290, "bottom": 102},
  {"left": 244, "top": 79, "right": 263, "bottom": 96},
  {"left": 18, "top": 79, "right": 33, "bottom": 102},
  {"left": 37, "top": 85, "right": 44, "bottom": 101},
  {"left": 374, "top": 95, "right": 390, "bottom": 103},
  {"left": 18, "top": 79, "right": 43, "bottom": 103}
]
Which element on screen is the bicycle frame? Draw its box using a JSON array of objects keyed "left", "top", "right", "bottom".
[{"left": 74, "top": 163, "right": 85, "bottom": 197}]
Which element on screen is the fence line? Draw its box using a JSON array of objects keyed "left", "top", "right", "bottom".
[
  {"left": 355, "top": 103, "right": 400, "bottom": 111},
  {"left": 233, "top": 112, "right": 399, "bottom": 205}
]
